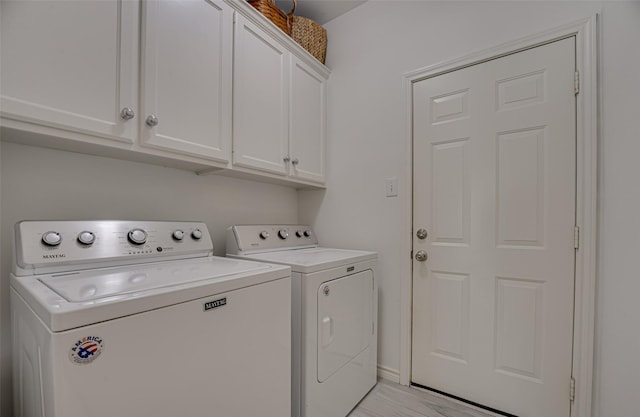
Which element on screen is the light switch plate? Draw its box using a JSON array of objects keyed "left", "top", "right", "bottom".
[{"left": 385, "top": 177, "right": 398, "bottom": 197}]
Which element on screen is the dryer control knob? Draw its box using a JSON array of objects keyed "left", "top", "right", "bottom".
[
  {"left": 278, "top": 229, "right": 289, "bottom": 239},
  {"left": 42, "top": 231, "right": 62, "bottom": 246},
  {"left": 259, "top": 231, "right": 269, "bottom": 240},
  {"left": 191, "top": 229, "right": 203, "bottom": 240},
  {"left": 172, "top": 230, "right": 185, "bottom": 240},
  {"left": 128, "top": 229, "right": 147, "bottom": 245},
  {"left": 77, "top": 231, "right": 96, "bottom": 245},
  {"left": 295, "top": 230, "right": 303, "bottom": 238},
  {"left": 303, "top": 229, "right": 312, "bottom": 238}
]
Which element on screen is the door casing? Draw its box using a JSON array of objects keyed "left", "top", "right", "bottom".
[{"left": 399, "top": 15, "right": 598, "bottom": 417}]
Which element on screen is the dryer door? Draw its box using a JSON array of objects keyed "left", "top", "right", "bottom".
[{"left": 317, "top": 270, "right": 374, "bottom": 382}]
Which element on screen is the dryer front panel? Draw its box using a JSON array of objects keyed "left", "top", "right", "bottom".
[{"left": 317, "top": 270, "right": 374, "bottom": 382}]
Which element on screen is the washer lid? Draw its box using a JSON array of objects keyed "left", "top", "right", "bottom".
[
  {"left": 242, "top": 247, "right": 377, "bottom": 273},
  {"left": 40, "top": 257, "right": 271, "bottom": 302},
  {"left": 12, "top": 256, "right": 291, "bottom": 332}
]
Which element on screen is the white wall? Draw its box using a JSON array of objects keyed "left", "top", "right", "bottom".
[
  {"left": 300, "top": 1, "right": 640, "bottom": 416},
  {"left": 594, "top": 2, "right": 640, "bottom": 415},
  {"left": 0, "top": 141, "right": 298, "bottom": 415}
]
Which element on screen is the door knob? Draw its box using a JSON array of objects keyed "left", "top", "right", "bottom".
[
  {"left": 415, "top": 250, "right": 428, "bottom": 262},
  {"left": 416, "top": 228, "right": 428, "bottom": 240}
]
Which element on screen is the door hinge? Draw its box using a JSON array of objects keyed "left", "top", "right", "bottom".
[
  {"left": 570, "top": 377, "right": 576, "bottom": 402},
  {"left": 574, "top": 226, "right": 580, "bottom": 250},
  {"left": 574, "top": 71, "right": 580, "bottom": 95}
]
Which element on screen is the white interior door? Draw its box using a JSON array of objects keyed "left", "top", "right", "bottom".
[{"left": 411, "top": 37, "right": 576, "bottom": 417}]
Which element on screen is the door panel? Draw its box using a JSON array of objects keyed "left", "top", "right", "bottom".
[
  {"left": 233, "top": 14, "right": 289, "bottom": 175},
  {"left": 1, "top": 0, "right": 137, "bottom": 143},
  {"left": 290, "top": 57, "right": 326, "bottom": 183},
  {"left": 412, "top": 37, "right": 576, "bottom": 417},
  {"left": 140, "top": 0, "right": 233, "bottom": 162},
  {"left": 317, "top": 270, "right": 373, "bottom": 383}
]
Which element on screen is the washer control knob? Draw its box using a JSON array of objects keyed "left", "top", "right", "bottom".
[
  {"left": 191, "top": 229, "right": 203, "bottom": 240},
  {"left": 278, "top": 229, "right": 289, "bottom": 239},
  {"left": 295, "top": 230, "right": 303, "bottom": 238},
  {"left": 77, "top": 231, "right": 96, "bottom": 245},
  {"left": 172, "top": 230, "right": 185, "bottom": 241},
  {"left": 128, "top": 229, "right": 147, "bottom": 245},
  {"left": 42, "top": 231, "right": 62, "bottom": 246},
  {"left": 303, "top": 229, "right": 312, "bottom": 238},
  {"left": 259, "top": 231, "right": 269, "bottom": 240}
]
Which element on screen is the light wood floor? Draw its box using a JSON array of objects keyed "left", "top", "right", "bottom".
[{"left": 348, "top": 379, "right": 498, "bottom": 417}]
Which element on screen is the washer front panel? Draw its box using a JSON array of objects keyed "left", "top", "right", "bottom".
[{"left": 317, "top": 269, "right": 374, "bottom": 382}]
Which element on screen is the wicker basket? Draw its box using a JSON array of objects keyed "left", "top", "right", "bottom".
[
  {"left": 248, "top": 0, "right": 295, "bottom": 36},
  {"left": 291, "top": 14, "right": 327, "bottom": 64}
]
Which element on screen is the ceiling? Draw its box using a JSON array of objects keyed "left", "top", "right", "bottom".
[{"left": 273, "top": 0, "right": 367, "bottom": 24}]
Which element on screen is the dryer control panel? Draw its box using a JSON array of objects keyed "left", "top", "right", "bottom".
[
  {"left": 227, "top": 225, "right": 318, "bottom": 255},
  {"left": 14, "top": 220, "right": 213, "bottom": 275}
]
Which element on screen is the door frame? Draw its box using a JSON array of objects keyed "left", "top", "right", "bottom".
[{"left": 399, "top": 15, "right": 598, "bottom": 417}]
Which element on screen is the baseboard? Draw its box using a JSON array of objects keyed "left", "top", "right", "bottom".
[{"left": 377, "top": 365, "right": 400, "bottom": 383}]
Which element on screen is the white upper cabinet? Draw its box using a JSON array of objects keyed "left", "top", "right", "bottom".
[
  {"left": 0, "top": 0, "right": 329, "bottom": 187},
  {"left": 232, "top": 13, "right": 290, "bottom": 175},
  {"left": 232, "top": 12, "right": 328, "bottom": 185},
  {"left": 0, "top": 0, "right": 138, "bottom": 143},
  {"left": 140, "top": 0, "right": 233, "bottom": 163},
  {"left": 289, "top": 57, "right": 326, "bottom": 183}
]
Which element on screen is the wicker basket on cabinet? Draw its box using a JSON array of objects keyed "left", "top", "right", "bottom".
[
  {"left": 248, "top": 0, "right": 295, "bottom": 36},
  {"left": 291, "top": 14, "right": 327, "bottom": 64}
]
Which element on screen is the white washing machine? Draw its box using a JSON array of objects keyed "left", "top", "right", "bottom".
[
  {"left": 226, "top": 225, "right": 378, "bottom": 417},
  {"left": 10, "top": 220, "right": 292, "bottom": 417}
]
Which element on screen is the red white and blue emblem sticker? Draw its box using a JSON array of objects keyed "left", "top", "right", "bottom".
[{"left": 69, "top": 336, "right": 104, "bottom": 365}]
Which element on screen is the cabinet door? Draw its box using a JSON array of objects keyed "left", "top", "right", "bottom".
[
  {"left": 289, "top": 58, "right": 326, "bottom": 184},
  {"left": 139, "top": 0, "right": 233, "bottom": 163},
  {"left": 0, "top": 0, "right": 138, "bottom": 143},
  {"left": 233, "top": 14, "right": 289, "bottom": 175}
]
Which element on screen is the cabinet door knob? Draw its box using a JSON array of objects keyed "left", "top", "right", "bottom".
[
  {"left": 120, "top": 107, "right": 135, "bottom": 120},
  {"left": 145, "top": 114, "right": 159, "bottom": 127},
  {"left": 283, "top": 156, "right": 291, "bottom": 163},
  {"left": 291, "top": 158, "right": 299, "bottom": 165}
]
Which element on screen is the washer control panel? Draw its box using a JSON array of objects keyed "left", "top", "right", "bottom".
[
  {"left": 15, "top": 220, "right": 213, "bottom": 274},
  {"left": 227, "top": 225, "right": 318, "bottom": 255}
]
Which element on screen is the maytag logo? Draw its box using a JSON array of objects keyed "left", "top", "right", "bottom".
[
  {"left": 204, "top": 297, "right": 227, "bottom": 312},
  {"left": 43, "top": 253, "right": 66, "bottom": 259}
]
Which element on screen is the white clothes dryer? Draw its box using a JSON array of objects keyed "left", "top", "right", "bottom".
[
  {"left": 226, "top": 225, "right": 378, "bottom": 417},
  {"left": 11, "top": 220, "right": 292, "bottom": 417}
]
